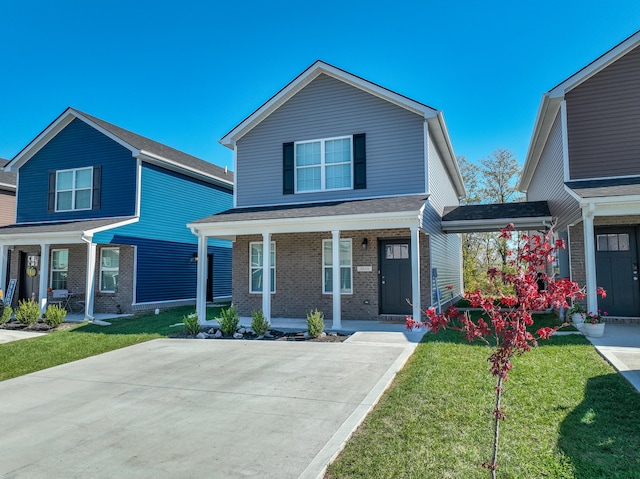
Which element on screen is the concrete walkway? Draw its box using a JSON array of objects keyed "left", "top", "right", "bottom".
[
  {"left": 0, "top": 329, "right": 47, "bottom": 344},
  {"left": 0, "top": 325, "right": 424, "bottom": 479},
  {"left": 585, "top": 323, "right": 640, "bottom": 393}
]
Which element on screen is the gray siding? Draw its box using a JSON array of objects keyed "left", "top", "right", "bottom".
[
  {"left": 527, "top": 112, "right": 580, "bottom": 230},
  {"left": 427, "top": 132, "right": 459, "bottom": 215},
  {"left": 566, "top": 44, "right": 640, "bottom": 179},
  {"left": 0, "top": 190, "right": 15, "bottom": 226},
  {"left": 236, "top": 73, "right": 426, "bottom": 207}
]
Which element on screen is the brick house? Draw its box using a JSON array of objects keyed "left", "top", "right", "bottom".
[
  {"left": 189, "top": 61, "right": 466, "bottom": 326},
  {"left": 519, "top": 30, "right": 640, "bottom": 317},
  {"left": 0, "top": 108, "right": 233, "bottom": 318}
]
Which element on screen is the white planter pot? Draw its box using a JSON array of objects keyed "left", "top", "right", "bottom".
[
  {"left": 571, "top": 312, "right": 585, "bottom": 326},
  {"left": 584, "top": 322, "right": 605, "bottom": 338}
]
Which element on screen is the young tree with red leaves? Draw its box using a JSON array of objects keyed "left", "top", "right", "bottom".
[{"left": 406, "top": 224, "right": 604, "bottom": 478}]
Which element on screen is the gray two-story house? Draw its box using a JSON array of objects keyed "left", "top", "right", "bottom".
[
  {"left": 520, "top": 30, "right": 640, "bottom": 318},
  {"left": 189, "top": 61, "right": 465, "bottom": 327}
]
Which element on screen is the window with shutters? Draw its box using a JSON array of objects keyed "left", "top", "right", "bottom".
[{"left": 55, "top": 167, "right": 93, "bottom": 211}]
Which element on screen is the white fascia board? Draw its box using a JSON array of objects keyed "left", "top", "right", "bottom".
[
  {"left": 219, "top": 60, "right": 437, "bottom": 148},
  {"left": 441, "top": 216, "right": 553, "bottom": 233},
  {"left": 581, "top": 195, "right": 640, "bottom": 217},
  {"left": 188, "top": 210, "right": 422, "bottom": 239},
  {"left": 0, "top": 182, "right": 16, "bottom": 191},
  {"left": 519, "top": 95, "right": 563, "bottom": 192},
  {"left": 548, "top": 30, "right": 640, "bottom": 98},
  {"left": 84, "top": 216, "right": 140, "bottom": 235},
  {"left": 0, "top": 231, "right": 87, "bottom": 246},
  {"left": 136, "top": 151, "right": 233, "bottom": 190}
]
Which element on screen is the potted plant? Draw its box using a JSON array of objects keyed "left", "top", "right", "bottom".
[
  {"left": 583, "top": 310, "right": 607, "bottom": 337},
  {"left": 567, "top": 302, "right": 586, "bottom": 327}
]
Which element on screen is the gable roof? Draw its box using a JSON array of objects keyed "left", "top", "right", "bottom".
[
  {"left": 520, "top": 30, "right": 640, "bottom": 191},
  {"left": 0, "top": 158, "right": 16, "bottom": 191},
  {"left": 6, "top": 108, "right": 233, "bottom": 190},
  {"left": 219, "top": 60, "right": 465, "bottom": 198}
]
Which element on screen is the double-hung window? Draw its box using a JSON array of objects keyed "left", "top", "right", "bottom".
[
  {"left": 56, "top": 167, "right": 93, "bottom": 211},
  {"left": 50, "top": 249, "right": 68, "bottom": 290},
  {"left": 100, "top": 248, "right": 120, "bottom": 293},
  {"left": 250, "top": 242, "right": 275, "bottom": 294},
  {"left": 295, "top": 136, "right": 352, "bottom": 192},
  {"left": 322, "top": 239, "right": 352, "bottom": 294}
]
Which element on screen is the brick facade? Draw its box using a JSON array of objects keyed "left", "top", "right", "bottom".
[
  {"left": 7, "top": 243, "right": 135, "bottom": 313},
  {"left": 232, "top": 228, "right": 431, "bottom": 320}
]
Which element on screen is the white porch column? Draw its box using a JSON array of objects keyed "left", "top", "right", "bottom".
[
  {"left": 0, "top": 245, "right": 7, "bottom": 295},
  {"left": 38, "top": 243, "right": 50, "bottom": 313},
  {"left": 196, "top": 234, "right": 208, "bottom": 321},
  {"left": 262, "top": 232, "right": 271, "bottom": 324},
  {"left": 583, "top": 206, "right": 598, "bottom": 314},
  {"left": 410, "top": 226, "right": 422, "bottom": 321},
  {"left": 332, "top": 230, "right": 341, "bottom": 329},
  {"left": 84, "top": 239, "right": 97, "bottom": 321}
]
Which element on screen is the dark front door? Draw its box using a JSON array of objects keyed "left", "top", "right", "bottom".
[
  {"left": 18, "top": 252, "right": 38, "bottom": 302},
  {"left": 206, "top": 254, "right": 214, "bottom": 302},
  {"left": 379, "top": 239, "right": 412, "bottom": 314},
  {"left": 595, "top": 227, "right": 640, "bottom": 317}
]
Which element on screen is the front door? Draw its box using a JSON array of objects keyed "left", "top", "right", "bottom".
[
  {"left": 379, "top": 239, "right": 412, "bottom": 314},
  {"left": 18, "top": 252, "right": 38, "bottom": 302},
  {"left": 595, "top": 227, "right": 640, "bottom": 317}
]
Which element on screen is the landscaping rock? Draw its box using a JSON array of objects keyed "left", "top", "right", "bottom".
[
  {"left": 196, "top": 332, "right": 208, "bottom": 339},
  {"left": 233, "top": 332, "right": 243, "bottom": 339},
  {"left": 213, "top": 330, "right": 223, "bottom": 339},
  {"left": 238, "top": 327, "right": 246, "bottom": 334}
]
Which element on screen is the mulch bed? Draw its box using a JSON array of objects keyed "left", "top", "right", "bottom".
[
  {"left": 0, "top": 321, "right": 73, "bottom": 332},
  {"left": 171, "top": 328, "right": 351, "bottom": 342}
]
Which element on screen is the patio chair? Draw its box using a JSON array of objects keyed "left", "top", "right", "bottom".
[{"left": 49, "top": 289, "right": 69, "bottom": 309}]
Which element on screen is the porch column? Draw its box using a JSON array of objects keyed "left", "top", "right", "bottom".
[
  {"left": 262, "top": 232, "right": 271, "bottom": 324},
  {"left": 583, "top": 206, "right": 598, "bottom": 314},
  {"left": 410, "top": 226, "right": 422, "bottom": 321},
  {"left": 84, "top": 239, "right": 97, "bottom": 321},
  {"left": 196, "top": 234, "right": 208, "bottom": 322},
  {"left": 38, "top": 243, "right": 50, "bottom": 313},
  {"left": 0, "top": 245, "right": 7, "bottom": 295},
  {"left": 332, "top": 230, "right": 341, "bottom": 329}
]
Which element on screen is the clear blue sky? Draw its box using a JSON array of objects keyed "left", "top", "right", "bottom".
[{"left": 1, "top": 1, "right": 639, "bottom": 172}]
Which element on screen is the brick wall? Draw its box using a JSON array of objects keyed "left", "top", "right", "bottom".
[
  {"left": 7, "top": 243, "right": 134, "bottom": 313},
  {"left": 232, "top": 228, "right": 431, "bottom": 320}
]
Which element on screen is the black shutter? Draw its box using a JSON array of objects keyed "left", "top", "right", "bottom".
[
  {"left": 48, "top": 171, "right": 56, "bottom": 212},
  {"left": 353, "top": 133, "right": 366, "bottom": 189},
  {"left": 283, "top": 142, "right": 294, "bottom": 195},
  {"left": 92, "top": 166, "right": 102, "bottom": 210}
]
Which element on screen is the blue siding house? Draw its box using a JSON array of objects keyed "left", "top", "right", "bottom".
[
  {"left": 0, "top": 108, "right": 233, "bottom": 319},
  {"left": 188, "top": 61, "right": 466, "bottom": 327}
]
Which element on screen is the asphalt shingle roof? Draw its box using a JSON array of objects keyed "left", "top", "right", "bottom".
[
  {"left": 566, "top": 178, "right": 640, "bottom": 198},
  {"left": 0, "top": 217, "right": 137, "bottom": 236},
  {"left": 0, "top": 158, "right": 16, "bottom": 189},
  {"left": 442, "top": 201, "right": 551, "bottom": 221},
  {"left": 191, "top": 195, "right": 429, "bottom": 224}
]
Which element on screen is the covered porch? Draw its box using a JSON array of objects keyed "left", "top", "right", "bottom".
[{"left": 0, "top": 217, "right": 137, "bottom": 321}]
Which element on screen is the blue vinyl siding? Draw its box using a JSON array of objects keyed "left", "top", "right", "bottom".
[{"left": 17, "top": 118, "right": 136, "bottom": 222}]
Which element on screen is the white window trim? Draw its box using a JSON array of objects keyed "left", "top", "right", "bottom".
[
  {"left": 294, "top": 135, "right": 353, "bottom": 193},
  {"left": 50, "top": 248, "right": 69, "bottom": 290},
  {"left": 99, "top": 247, "right": 119, "bottom": 293},
  {"left": 249, "top": 241, "right": 276, "bottom": 294},
  {"left": 55, "top": 166, "right": 93, "bottom": 212},
  {"left": 322, "top": 238, "right": 353, "bottom": 295}
]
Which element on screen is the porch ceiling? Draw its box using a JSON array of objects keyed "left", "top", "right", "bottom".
[{"left": 441, "top": 201, "right": 552, "bottom": 233}]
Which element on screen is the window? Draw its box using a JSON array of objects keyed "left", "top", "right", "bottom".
[
  {"left": 50, "top": 249, "right": 68, "bottom": 290},
  {"left": 597, "top": 233, "right": 630, "bottom": 251},
  {"left": 100, "top": 248, "right": 119, "bottom": 293},
  {"left": 385, "top": 244, "right": 409, "bottom": 260},
  {"left": 323, "top": 239, "right": 352, "bottom": 294},
  {"left": 295, "top": 136, "right": 352, "bottom": 192},
  {"left": 56, "top": 167, "right": 93, "bottom": 211},
  {"left": 250, "top": 242, "right": 275, "bottom": 294}
]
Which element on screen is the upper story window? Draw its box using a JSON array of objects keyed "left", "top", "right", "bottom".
[
  {"left": 283, "top": 133, "right": 366, "bottom": 196},
  {"left": 56, "top": 167, "right": 93, "bottom": 211},
  {"left": 295, "top": 136, "right": 353, "bottom": 192}
]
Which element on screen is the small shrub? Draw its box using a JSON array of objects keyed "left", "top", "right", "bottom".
[
  {"left": 1, "top": 305, "right": 12, "bottom": 324},
  {"left": 44, "top": 304, "right": 66, "bottom": 327},
  {"left": 183, "top": 312, "right": 200, "bottom": 336},
  {"left": 307, "top": 308, "right": 324, "bottom": 338},
  {"left": 217, "top": 305, "right": 239, "bottom": 336},
  {"left": 15, "top": 299, "right": 40, "bottom": 326},
  {"left": 251, "top": 309, "right": 269, "bottom": 336}
]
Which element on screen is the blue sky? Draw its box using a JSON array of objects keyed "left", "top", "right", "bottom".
[{"left": 1, "top": 1, "right": 639, "bottom": 173}]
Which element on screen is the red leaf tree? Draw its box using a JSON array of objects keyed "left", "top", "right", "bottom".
[{"left": 406, "top": 224, "right": 604, "bottom": 478}]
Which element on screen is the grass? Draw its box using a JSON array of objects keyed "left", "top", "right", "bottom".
[
  {"left": 462, "top": 309, "right": 577, "bottom": 333},
  {"left": 0, "top": 305, "right": 228, "bottom": 382},
  {"left": 326, "top": 330, "right": 640, "bottom": 478}
]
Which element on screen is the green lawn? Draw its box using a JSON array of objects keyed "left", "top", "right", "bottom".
[
  {"left": 0, "top": 305, "right": 227, "bottom": 382},
  {"left": 326, "top": 330, "right": 640, "bottom": 478}
]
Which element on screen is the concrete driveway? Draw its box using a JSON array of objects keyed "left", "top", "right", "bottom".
[{"left": 0, "top": 331, "right": 423, "bottom": 478}]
